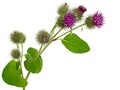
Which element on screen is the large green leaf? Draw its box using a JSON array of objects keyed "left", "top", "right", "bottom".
[
  {"left": 61, "top": 33, "right": 90, "bottom": 53},
  {"left": 24, "top": 47, "right": 43, "bottom": 73},
  {"left": 2, "top": 60, "right": 27, "bottom": 87}
]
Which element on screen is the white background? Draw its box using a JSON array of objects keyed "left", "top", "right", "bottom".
[{"left": 0, "top": 0, "right": 120, "bottom": 90}]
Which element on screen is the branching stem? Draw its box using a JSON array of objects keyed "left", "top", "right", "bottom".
[{"left": 22, "top": 23, "right": 85, "bottom": 90}]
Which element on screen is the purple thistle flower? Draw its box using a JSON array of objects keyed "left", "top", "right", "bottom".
[
  {"left": 63, "top": 13, "right": 76, "bottom": 28},
  {"left": 93, "top": 11, "right": 104, "bottom": 28},
  {"left": 78, "top": 5, "right": 87, "bottom": 13}
]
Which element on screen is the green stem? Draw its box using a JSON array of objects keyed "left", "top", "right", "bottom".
[
  {"left": 23, "top": 71, "right": 30, "bottom": 90},
  {"left": 50, "top": 22, "right": 57, "bottom": 35},
  {"left": 53, "top": 28, "right": 63, "bottom": 38},
  {"left": 53, "top": 23, "right": 85, "bottom": 41},
  {"left": 16, "top": 44, "right": 24, "bottom": 78},
  {"left": 38, "top": 44, "right": 43, "bottom": 53},
  {"left": 40, "top": 41, "right": 52, "bottom": 54},
  {"left": 23, "top": 87, "right": 25, "bottom": 90},
  {"left": 19, "top": 61, "right": 24, "bottom": 78},
  {"left": 16, "top": 43, "right": 19, "bottom": 49},
  {"left": 20, "top": 44, "right": 24, "bottom": 78},
  {"left": 21, "top": 44, "right": 24, "bottom": 59},
  {"left": 16, "top": 44, "right": 24, "bottom": 90},
  {"left": 25, "top": 71, "right": 31, "bottom": 80}
]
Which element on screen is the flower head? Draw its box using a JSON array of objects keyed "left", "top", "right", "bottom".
[
  {"left": 10, "top": 31, "right": 26, "bottom": 44},
  {"left": 36, "top": 30, "right": 50, "bottom": 44},
  {"left": 11, "top": 49, "right": 21, "bottom": 59},
  {"left": 85, "top": 11, "right": 104, "bottom": 29},
  {"left": 93, "top": 11, "right": 104, "bottom": 28},
  {"left": 63, "top": 13, "right": 76, "bottom": 28},
  {"left": 78, "top": 5, "right": 87, "bottom": 13}
]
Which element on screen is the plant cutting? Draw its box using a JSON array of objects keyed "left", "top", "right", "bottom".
[{"left": 2, "top": 3, "right": 104, "bottom": 90}]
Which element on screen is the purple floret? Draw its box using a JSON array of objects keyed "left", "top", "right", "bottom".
[
  {"left": 93, "top": 11, "right": 104, "bottom": 28},
  {"left": 63, "top": 13, "right": 76, "bottom": 28}
]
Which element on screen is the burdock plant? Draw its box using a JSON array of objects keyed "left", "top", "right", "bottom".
[{"left": 2, "top": 3, "right": 104, "bottom": 90}]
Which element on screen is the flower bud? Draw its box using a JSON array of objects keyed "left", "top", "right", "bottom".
[
  {"left": 78, "top": 5, "right": 87, "bottom": 14},
  {"left": 10, "top": 31, "right": 26, "bottom": 44},
  {"left": 58, "top": 3, "right": 69, "bottom": 15},
  {"left": 57, "top": 16, "right": 64, "bottom": 28},
  {"left": 11, "top": 49, "right": 21, "bottom": 59},
  {"left": 73, "top": 5, "right": 86, "bottom": 21},
  {"left": 36, "top": 30, "right": 50, "bottom": 44}
]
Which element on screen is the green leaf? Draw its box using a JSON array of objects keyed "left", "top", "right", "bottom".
[
  {"left": 61, "top": 33, "right": 90, "bottom": 53},
  {"left": 2, "top": 60, "right": 27, "bottom": 87},
  {"left": 24, "top": 47, "right": 43, "bottom": 73},
  {"left": 16, "top": 60, "right": 20, "bottom": 69}
]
